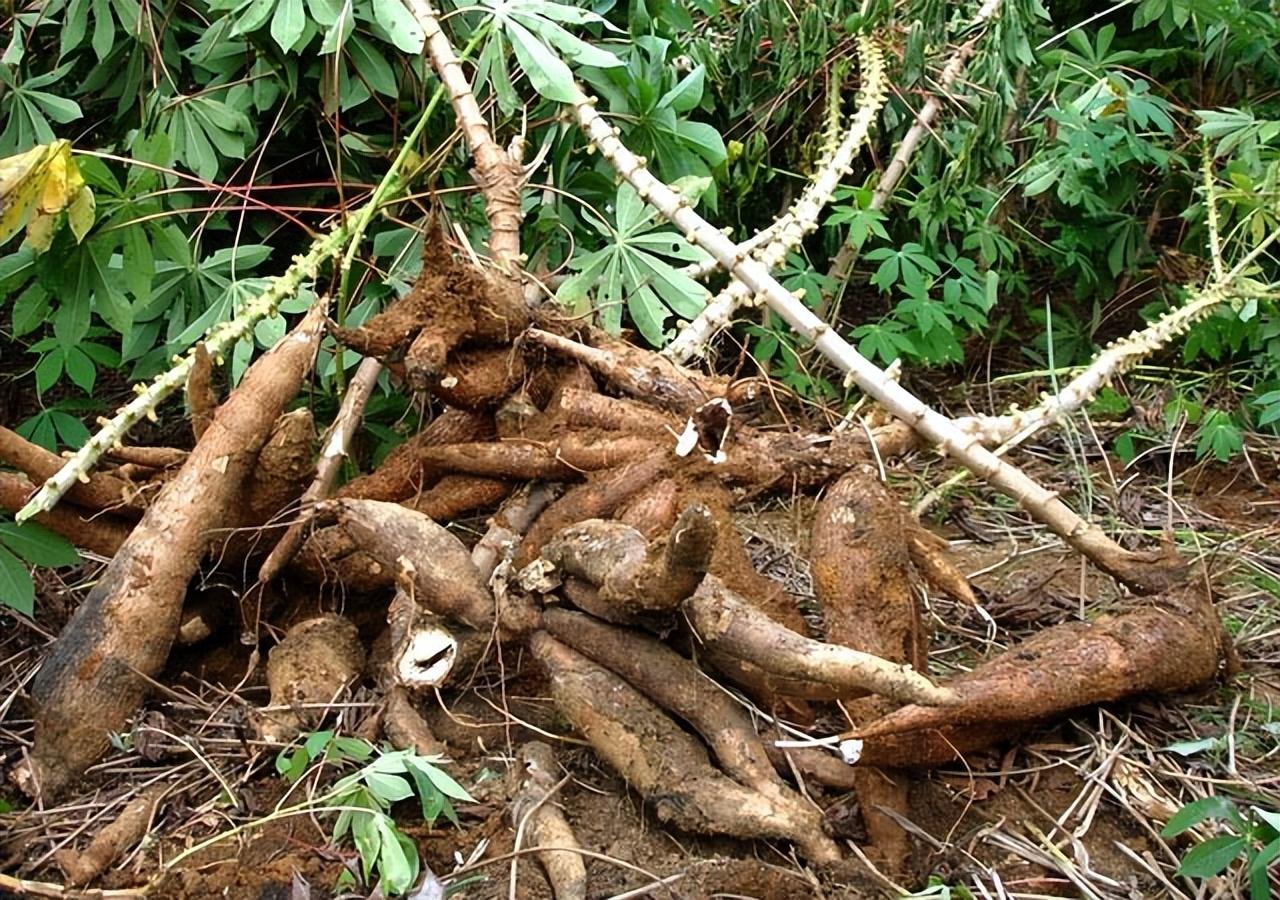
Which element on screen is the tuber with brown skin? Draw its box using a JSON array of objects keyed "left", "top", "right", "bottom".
[
  {"left": 511, "top": 741, "right": 588, "bottom": 900},
  {"left": 186, "top": 342, "right": 218, "bottom": 441},
  {"left": 684, "top": 575, "right": 954, "bottom": 707},
  {"left": 529, "top": 632, "right": 842, "bottom": 864},
  {"left": 0, "top": 427, "right": 149, "bottom": 517},
  {"left": 810, "top": 467, "right": 923, "bottom": 873},
  {"left": 254, "top": 614, "right": 367, "bottom": 743},
  {"left": 526, "top": 503, "right": 715, "bottom": 617},
  {"left": 319, "top": 498, "right": 495, "bottom": 629},
  {"left": 331, "top": 231, "right": 527, "bottom": 368},
  {"left": 16, "top": 304, "right": 330, "bottom": 800},
  {"left": 54, "top": 784, "right": 167, "bottom": 887},
  {"left": 257, "top": 356, "right": 384, "bottom": 586},
  {"left": 336, "top": 406, "right": 493, "bottom": 502},
  {"left": 420, "top": 346, "right": 526, "bottom": 409},
  {"left": 543, "top": 609, "right": 795, "bottom": 801},
  {"left": 472, "top": 482, "right": 563, "bottom": 581},
  {"left": 403, "top": 474, "right": 512, "bottom": 522},
  {"left": 412, "top": 432, "right": 658, "bottom": 483},
  {"left": 525, "top": 327, "right": 730, "bottom": 415},
  {"left": 552, "top": 387, "right": 678, "bottom": 434},
  {"left": 906, "top": 525, "right": 978, "bottom": 607},
  {"left": 515, "top": 455, "right": 671, "bottom": 567},
  {"left": 217, "top": 408, "right": 317, "bottom": 562},
  {"left": 854, "top": 577, "right": 1225, "bottom": 740}
]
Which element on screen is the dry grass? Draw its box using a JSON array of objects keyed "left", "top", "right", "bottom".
[{"left": 1, "top": 398, "right": 1277, "bottom": 899}]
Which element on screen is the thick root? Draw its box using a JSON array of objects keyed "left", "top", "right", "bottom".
[
  {"left": 254, "top": 615, "right": 366, "bottom": 743},
  {"left": 515, "top": 456, "right": 671, "bottom": 567},
  {"left": 218, "top": 408, "right": 317, "bottom": 561},
  {"left": 54, "top": 784, "right": 167, "bottom": 887},
  {"left": 290, "top": 523, "right": 390, "bottom": 593},
  {"left": 856, "top": 578, "right": 1224, "bottom": 739},
  {"left": 543, "top": 609, "right": 784, "bottom": 797},
  {"left": 320, "top": 498, "right": 495, "bottom": 629},
  {"left": 336, "top": 407, "right": 493, "bottom": 502},
  {"left": 403, "top": 474, "right": 512, "bottom": 522},
  {"left": 511, "top": 741, "right": 588, "bottom": 900},
  {"left": 811, "top": 467, "right": 924, "bottom": 666},
  {"left": 331, "top": 235, "right": 526, "bottom": 365},
  {"left": 906, "top": 525, "right": 978, "bottom": 607},
  {"left": 17, "top": 306, "right": 329, "bottom": 800},
  {"left": 685, "top": 575, "right": 954, "bottom": 707},
  {"left": 418, "top": 346, "right": 526, "bottom": 408},
  {"left": 527, "top": 504, "right": 715, "bottom": 616},
  {"left": 529, "top": 632, "right": 842, "bottom": 864},
  {"left": 0, "top": 427, "right": 150, "bottom": 516},
  {"left": 472, "top": 482, "right": 563, "bottom": 581},
  {"left": 186, "top": 342, "right": 218, "bottom": 441},
  {"left": 383, "top": 687, "right": 447, "bottom": 757},
  {"left": 416, "top": 433, "right": 657, "bottom": 482},
  {"left": 552, "top": 388, "right": 677, "bottom": 434},
  {"left": 525, "top": 327, "right": 729, "bottom": 414},
  {"left": 811, "top": 467, "right": 923, "bottom": 871}
]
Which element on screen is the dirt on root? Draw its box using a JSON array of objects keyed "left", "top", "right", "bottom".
[{"left": 3, "top": 440, "right": 1278, "bottom": 899}]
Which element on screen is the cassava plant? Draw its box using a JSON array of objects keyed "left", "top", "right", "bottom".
[{"left": 0, "top": 0, "right": 1273, "bottom": 894}]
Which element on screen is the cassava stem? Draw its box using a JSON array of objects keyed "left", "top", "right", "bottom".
[
  {"left": 665, "top": 35, "right": 887, "bottom": 362},
  {"left": 567, "top": 77, "right": 1180, "bottom": 593}
]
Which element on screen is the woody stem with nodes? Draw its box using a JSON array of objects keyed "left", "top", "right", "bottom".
[
  {"left": 566, "top": 74, "right": 1182, "bottom": 595},
  {"left": 664, "top": 35, "right": 888, "bottom": 364}
]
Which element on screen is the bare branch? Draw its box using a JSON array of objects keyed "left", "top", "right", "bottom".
[
  {"left": 567, "top": 75, "right": 1183, "bottom": 593},
  {"left": 665, "top": 35, "right": 887, "bottom": 362}
]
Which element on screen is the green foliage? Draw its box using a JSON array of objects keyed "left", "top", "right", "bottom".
[
  {"left": 1163, "top": 795, "right": 1280, "bottom": 899},
  {"left": 557, "top": 179, "right": 711, "bottom": 345},
  {"left": 0, "top": 518, "right": 79, "bottom": 616},
  {"left": 275, "top": 731, "right": 473, "bottom": 896}
]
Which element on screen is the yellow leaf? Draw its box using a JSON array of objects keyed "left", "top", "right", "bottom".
[
  {"left": 38, "top": 150, "right": 70, "bottom": 213},
  {"left": 0, "top": 144, "right": 55, "bottom": 246},
  {"left": 0, "top": 141, "right": 94, "bottom": 253},
  {"left": 68, "top": 185, "right": 95, "bottom": 243},
  {"left": 24, "top": 210, "right": 57, "bottom": 252}
]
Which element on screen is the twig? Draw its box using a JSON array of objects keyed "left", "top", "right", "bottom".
[
  {"left": 255, "top": 356, "right": 383, "bottom": 585},
  {"left": 824, "top": 0, "right": 1004, "bottom": 298},
  {"left": 664, "top": 35, "right": 887, "bottom": 361},
  {"left": 406, "top": 0, "right": 525, "bottom": 276},
  {"left": 567, "top": 76, "right": 1178, "bottom": 592},
  {"left": 952, "top": 226, "right": 1280, "bottom": 444}
]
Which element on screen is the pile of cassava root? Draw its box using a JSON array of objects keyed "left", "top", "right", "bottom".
[{"left": 1, "top": 241, "right": 1230, "bottom": 891}]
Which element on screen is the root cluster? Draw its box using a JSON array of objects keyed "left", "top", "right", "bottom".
[{"left": 3, "top": 247, "right": 1230, "bottom": 891}]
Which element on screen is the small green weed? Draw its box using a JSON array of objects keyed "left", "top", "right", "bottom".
[
  {"left": 1163, "top": 796, "right": 1280, "bottom": 899},
  {"left": 274, "top": 731, "right": 474, "bottom": 897}
]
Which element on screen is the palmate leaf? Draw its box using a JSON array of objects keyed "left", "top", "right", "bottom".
[
  {"left": 480, "top": 0, "right": 622, "bottom": 102},
  {"left": 158, "top": 95, "right": 253, "bottom": 180},
  {"left": 556, "top": 181, "right": 710, "bottom": 346}
]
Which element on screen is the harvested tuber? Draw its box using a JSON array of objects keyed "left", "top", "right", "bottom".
[{"left": 254, "top": 614, "right": 366, "bottom": 743}]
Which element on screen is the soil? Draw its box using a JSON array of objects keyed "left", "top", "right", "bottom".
[{"left": 2, "top": 425, "right": 1276, "bottom": 900}]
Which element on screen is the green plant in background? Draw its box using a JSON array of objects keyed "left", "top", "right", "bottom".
[
  {"left": 3, "top": 0, "right": 1280, "bottom": 513},
  {"left": 556, "top": 179, "right": 712, "bottom": 345},
  {"left": 1163, "top": 795, "right": 1280, "bottom": 900}
]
